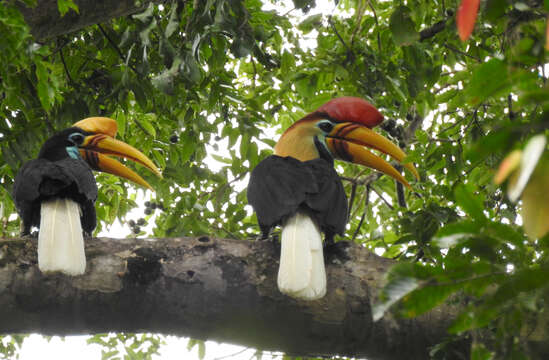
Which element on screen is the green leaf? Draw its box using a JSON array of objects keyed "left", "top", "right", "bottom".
[
  {"left": 400, "top": 282, "right": 461, "bottom": 318},
  {"left": 133, "top": 3, "right": 154, "bottom": 23},
  {"left": 165, "top": 2, "right": 179, "bottom": 38},
  {"left": 373, "top": 277, "right": 419, "bottom": 321},
  {"left": 35, "top": 61, "right": 55, "bottom": 112},
  {"left": 454, "top": 184, "right": 486, "bottom": 222},
  {"left": 471, "top": 343, "right": 494, "bottom": 360},
  {"left": 389, "top": 6, "right": 419, "bottom": 46},
  {"left": 57, "top": 0, "right": 79, "bottom": 16},
  {"left": 485, "top": 0, "right": 508, "bottom": 22},
  {"left": 198, "top": 341, "right": 206, "bottom": 360},
  {"left": 136, "top": 117, "right": 156, "bottom": 137},
  {"left": 465, "top": 59, "right": 510, "bottom": 105},
  {"left": 298, "top": 14, "right": 322, "bottom": 34}
]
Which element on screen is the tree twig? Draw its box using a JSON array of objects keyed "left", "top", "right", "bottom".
[
  {"left": 371, "top": 186, "right": 394, "bottom": 210},
  {"left": 508, "top": 94, "right": 515, "bottom": 121},
  {"left": 59, "top": 46, "right": 75, "bottom": 87},
  {"left": 328, "top": 15, "right": 354, "bottom": 62},
  {"left": 443, "top": 43, "right": 482, "bottom": 62},
  {"left": 213, "top": 347, "right": 250, "bottom": 360},
  {"left": 97, "top": 24, "right": 139, "bottom": 74},
  {"left": 420, "top": 20, "right": 447, "bottom": 41},
  {"left": 351, "top": 185, "right": 370, "bottom": 242},
  {"left": 367, "top": 0, "right": 381, "bottom": 53},
  {"left": 347, "top": 181, "right": 358, "bottom": 220}
]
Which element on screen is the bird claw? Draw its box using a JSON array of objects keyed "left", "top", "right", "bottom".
[
  {"left": 256, "top": 233, "right": 279, "bottom": 245},
  {"left": 256, "top": 234, "right": 269, "bottom": 241},
  {"left": 20, "top": 231, "right": 38, "bottom": 239}
]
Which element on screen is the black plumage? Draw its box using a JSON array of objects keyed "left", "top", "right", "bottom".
[
  {"left": 247, "top": 155, "right": 348, "bottom": 242},
  {"left": 12, "top": 128, "right": 98, "bottom": 235}
]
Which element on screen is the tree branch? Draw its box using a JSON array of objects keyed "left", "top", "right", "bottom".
[
  {"left": 17, "top": 0, "right": 164, "bottom": 40},
  {"left": 419, "top": 20, "right": 447, "bottom": 41},
  {"left": 0, "top": 236, "right": 468, "bottom": 359}
]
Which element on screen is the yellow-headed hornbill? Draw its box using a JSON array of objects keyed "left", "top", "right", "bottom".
[
  {"left": 12, "top": 117, "right": 161, "bottom": 275},
  {"left": 247, "top": 97, "right": 419, "bottom": 300}
]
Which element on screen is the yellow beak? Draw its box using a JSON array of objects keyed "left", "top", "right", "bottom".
[
  {"left": 325, "top": 122, "right": 419, "bottom": 188},
  {"left": 79, "top": 149, "right": 156, "bottom": 190},
  {"left": 73, "top": 117, "right": 162, "bottom": 190}
]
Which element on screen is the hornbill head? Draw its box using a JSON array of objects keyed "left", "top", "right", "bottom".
[
  {"left": 274, "top": 97, "right": 419, "bottom": 188},
  {"left": 39, "top": 117, "right": 162, "bottom": 189}
]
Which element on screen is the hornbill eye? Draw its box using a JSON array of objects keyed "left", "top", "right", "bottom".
[
  {"left": 68, "top": 132, "right": 85, "bottom": 146},
  {"left": 317, "top": 120, "right": 334, "bottom": 133}
]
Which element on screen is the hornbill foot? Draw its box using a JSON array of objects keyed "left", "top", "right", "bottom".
[
  {"left": 20, "top": 230, "right": 38, "bottom": 239},
  {"left": 83, "top": 231, "right": 92, "bottom": 238},
  {"left": 257, "top": 233, "right": 279, "bottom": 246},
  {"left": 325, "top": 240, "right": 352, "bottom": 263},
  {"left": 256, "top": 234, "right": 270, "bottom": 241}
]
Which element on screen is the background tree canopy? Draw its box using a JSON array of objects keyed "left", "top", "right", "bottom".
[{"left": 1, "top": 0, "right": 549, "bottom": 359}]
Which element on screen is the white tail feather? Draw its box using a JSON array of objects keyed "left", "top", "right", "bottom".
[
  {"left": 38, "top": 198, "right": 86, "bottom": 275},
  {"left": 277, "top": 212, "right": 326, "bottom": 300}
]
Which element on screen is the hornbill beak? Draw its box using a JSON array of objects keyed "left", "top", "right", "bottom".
[
  {"left": 73, "top": 117, "right": 162, "bottom": 190},
  {"left": 325, "top": 122, "right": 420, "bottom": 188}
]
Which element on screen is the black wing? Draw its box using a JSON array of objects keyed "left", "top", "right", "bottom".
[
  {"left": 247, "top": 155, "right": 348, "bottom": 236},
  {"left": 303, "top": 158, "right": 348, "bottom": 236},
  {"left": 12, "top": 158, "right": 98, "bottom": 234}
]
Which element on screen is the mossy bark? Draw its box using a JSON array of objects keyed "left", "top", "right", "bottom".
[{"left": 0, "top": 236, "right": 467, "bottom": 359}]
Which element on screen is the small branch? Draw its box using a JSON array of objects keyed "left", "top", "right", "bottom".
[
  {"left": 367, "top": 0, "right": 382, "bottom": 53},
  {"left": 97, "top": 24, "right": 139, "bottom": 74},
  {"left": 251, "top": 57, "right": 257, "bottom": 89},
  {"left": 213, "top": 347, "right": 250, "bottom": 360},
  {"left": 49, "top": 38, "right": 71, "bottom": 57},
  {"left": 351, "top": 185, "right": 370, "bottom": 242},
  {"left": 419, "top": 20, "right": 447, "bottom": 41},
  {"left": 508, "top": 94, "right": 515, "bottom": 121},
  {"left": 371, "top": 186, "right": 394, "bottom": 210},
  {"left": 428, "top": 136, "right": 458, "bottom": 143},
  {"left": 340, "top": 172, "right": 382, "bottom": 187},
  {"left": 443, "top": 43, "right": 482, "bottom": 62},
  {"left": 348, "top": 181, "right": 358, "bottom": 220},
  {"left": 199, "top": 172, "right": 248, "bottom": 200},
  {"left": 396, "top": 178, "right": 407, "bottom": 208},
  {"left": 282, "top": 7, "right": 296, "bottom": 17},
  {"left": 438, "top": 114, "right": 469, "bottom": 135},
  {"left": 328, "top": 15, "right": 354, "bottom": 62},
  {"left": 350, "top": 0, "right": 367, "bottom": 47},
  {"left": 403, "top": 113, "right": 424, "bottom": 144},
  {"left": 433, "top": 83, "right": 453, "bottom": 95},
  {"left": 59, "top": 46, "right": 75, "bottom": 87}
]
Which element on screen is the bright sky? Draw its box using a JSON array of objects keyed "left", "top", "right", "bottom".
[
  {"left": 16, "top": 1, "right": 345, "bottom": 360},
  {"left": 20, "top": 335, "right": 284, "bottom": 360}
]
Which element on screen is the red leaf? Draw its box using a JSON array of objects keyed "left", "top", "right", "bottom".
[
  {"left": 457, "top": 0, "right": 480, "bottom": 41},
  {"left": 546, "top": 16, "right": 549, "bottom": 50}
]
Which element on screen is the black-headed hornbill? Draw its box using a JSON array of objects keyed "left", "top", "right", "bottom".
[
  {"left": 12, "top": 117, "right": 161, "bottom": 275},
  {"left": 247, "top": 97, "right": 419, "bottom": 300}
]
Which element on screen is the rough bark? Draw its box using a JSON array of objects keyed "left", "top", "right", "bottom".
[
  {"left": 17, "top": 0, "right": 164, "bottom": 40},
  {"left": 0, "top": 236, "right": 466, "bottom": 359}
]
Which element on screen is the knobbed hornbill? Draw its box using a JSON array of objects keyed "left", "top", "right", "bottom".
[
  {"left": 12, "top": 117, "right": 161, "bottom": 275},
  {"left": 247, "top": 97, "right": 419, "bottom": 300}
]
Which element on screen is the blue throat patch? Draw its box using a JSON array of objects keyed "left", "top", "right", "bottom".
[{"left": 66, "top": 146, "right": 81, "bottom": 160}]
